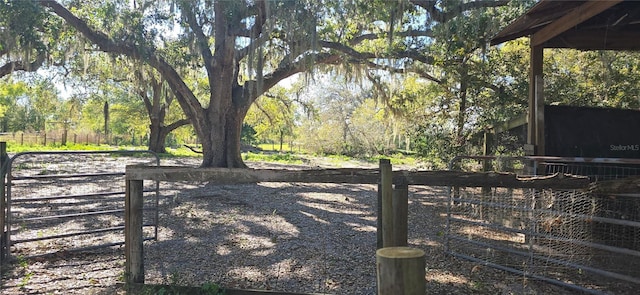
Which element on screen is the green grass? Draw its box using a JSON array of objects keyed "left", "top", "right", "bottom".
[
  {"left": 243, "top": 151, "right": 305, "bottom": 164},
  {"left": 6, "top": 143, "right": 125, "bottom": 153},
  {"left": 3, "top": 142, "right": 425, "bottom": 168},
  {"left": 368, "top": 153, "right": 420, "bottom": 166},
  {"left": 257, "top": 143, "right": 306, "bottom": 153},
  {"left": 164, "top": 146, "right": 204, "bottom": 158}
]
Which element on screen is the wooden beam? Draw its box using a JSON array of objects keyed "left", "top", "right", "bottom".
[
  {"left": 492, "top": 115, "right": 527, "bottom": 133},
  {"left": 126, "top": 166, "right": 590, "bottom": 189},
  {"left": 128, "top": 284, "right": 330, "bottom": 295},
  {"left": 528, "top": 45, "right": 543, "bottom": 153},
  {"left": 393, "top": 171, "right": 589, "bottom": 189},
  {"left": 592, "top": 176, "right": 640, "bottom": 194},
  {"left": 531, "top": 0, "right": 623, "bottom": 46},
  {"left": 534, "top": 75, "right": 545, "bottom": 156},
  {"left": 543, "top": 29, "right": 640, "bottom": 50},
  {"left": 126, "top": 166, "right": 383, "bottom": 184}
]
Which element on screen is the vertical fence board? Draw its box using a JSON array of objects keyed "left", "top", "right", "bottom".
[
  {"left": 125, "top": 179, "right": 144, "bottom": 284},
  {"left": 377, "top": 182, "right": 383, "bottom": 249},
  {"left": 0, "top": 142, "right": 7, "bottom": 264},
  {"left": 393, "top": 181, "right": 409, "bottom": 247},
  {"left": 380, "top": 159, "right": 394, "bottom": 247}
]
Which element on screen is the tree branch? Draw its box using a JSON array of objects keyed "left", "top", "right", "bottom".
[
  {"left": 410, "top": 0, "right": 508, "bottom": 23},
  {"left": 249, "top": 51, "right": 341, "bottom": 103},
  {"left": 350, "top": 29, "right": 434, "bottom": 45},
  {"left": 253, "top": 100, "right": 275, "bottom": 125},
  {"left": 38, "top": 0, "right": 205, "bottom": 128},
  {"left": 319, "top": 40, "right": 435, "bottom": 65},
  {"left": 165, "top": 118, "right": 191, "bottom": 132},
  {"left": 0, "top": 52, "right": 46, "bottom": 79},
  {"left": 180, "top": 2, "right": 214, "bottom": 74}
]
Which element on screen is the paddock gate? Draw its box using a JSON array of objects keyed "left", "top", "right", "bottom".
[
  {"left": 447, "top": 156, "right": 640, "bottom": 294},
  {"left": 0, "top": 150, "right": 160, "bottom": 262}
]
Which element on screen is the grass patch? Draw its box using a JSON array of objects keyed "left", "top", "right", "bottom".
[
  {"left": 164, "top": 146, "right": 204, "bottom": 158},
  {"left": 257, "top": 143, "right": 305, "bottom": 153},
  {"left": 243, "top": 151, "right": 304, "bottom": 164},
  {"left": 368, "top": 153, "right": 420, "bottom": 166},
  {"left": 4, "top": 142, "right": 424, "bottom": 168},
  {"left": 6, "top": 143, "right": 118, "bottom": 153}
]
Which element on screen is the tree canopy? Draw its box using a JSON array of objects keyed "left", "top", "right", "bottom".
[{"left": 31, "top": 0, "right": 516, "bottom": 167}]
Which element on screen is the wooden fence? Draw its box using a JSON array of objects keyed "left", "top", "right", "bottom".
[
  {"left": 123, "top": 161, "right": 590, "bottom": 293},
  {"left": 0, "top": 131, "right": 151, "bottom": 146}
]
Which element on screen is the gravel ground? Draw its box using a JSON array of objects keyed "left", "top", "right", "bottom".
[{"left": 0, "top": 154, "right": 609, "bottom": 294}]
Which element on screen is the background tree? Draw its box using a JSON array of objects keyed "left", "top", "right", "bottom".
[
  {"left": 245, "top": 86, "right": 297, "bottom": 152},
  {"left": 71, "top": 53, "right": 190, "bottom": 151},
  {"left": 133, "top": 67, "right": 191, "bottom": 153},
  {"left": 296, "top": 75, "right": 400, "bottom": 156},
  {"left": 0, "top": 78, "right": 60, "bottom": 132}
]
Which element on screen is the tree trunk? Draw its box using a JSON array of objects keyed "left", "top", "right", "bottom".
[
  {"left": 147, "top": 122, "right": 168, "bottom": 153},
  {"left": 194, "top": 1, "right": 254, "bottom": 168},
  {"left": 103, "top": 101, "right": 109, "bottom": 143},
  {"left": 197, "top": 98, "right": 249, "bottom": 168}
]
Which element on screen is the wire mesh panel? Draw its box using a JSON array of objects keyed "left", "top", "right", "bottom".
[
  {"left": 6, "top": 151, "right": 160, "bottom": 258},
  {"left": 447, "top": 187, "right": 640, "bottom": 294},
  {"left": 447, "top": 156, "right": 640, "bottom": 294}
]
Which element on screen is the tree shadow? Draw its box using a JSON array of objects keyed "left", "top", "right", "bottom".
[
  {"left": 143, "top": 181, "right": 380, "bottom": 294},
  {"left": 141, "top": 182, "right": 492, "bottom": 294}
]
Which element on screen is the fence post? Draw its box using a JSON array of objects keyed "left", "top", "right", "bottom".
[
  {"left": 393, "top": 178, "right": 409, "bottom": 247},
  {"left": 380, "top": 159, "right": 394, "bottom": 247},
  {"left": 376, "top": 247, "right": 425, "bottom": 295},
  {"left": 0, "top": 142, "right": 7, "bottom": 264},
  {"left": 125, "top": 178, "right": 144, "bottom": 284},
  {"left": 377, "top": 183, "right": 383, "bottom": 249}
]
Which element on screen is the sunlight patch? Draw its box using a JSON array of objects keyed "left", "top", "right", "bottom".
[
  {"left": 343, "top": 222, "right": 376, "bottom": 232},
  {"left": 426, "top": 269, "right": 469, "bottom": 285}
]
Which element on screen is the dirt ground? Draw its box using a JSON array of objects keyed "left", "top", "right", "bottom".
[{"left": 0, "top": 154, "right": 627, "bottom": 294}]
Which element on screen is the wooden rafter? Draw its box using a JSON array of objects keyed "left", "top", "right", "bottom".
[{"left": 531, "top": 0, "right": 623, "bottom": 47}]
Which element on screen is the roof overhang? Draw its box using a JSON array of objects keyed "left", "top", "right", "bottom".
[{"left": 491, "top": 0, "right": 640, "bottom": 50}]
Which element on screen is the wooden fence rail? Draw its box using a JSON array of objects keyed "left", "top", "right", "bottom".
[
  {"left": 124, "top": 162, "right": 590, "bottom": 291},
  {"left": 125, "top": 166, "right": 589, "bottom": 188}
]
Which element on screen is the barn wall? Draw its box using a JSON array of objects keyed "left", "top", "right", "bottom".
[{"left": 544, "top": 105, "right": 640, "bottom": 158}]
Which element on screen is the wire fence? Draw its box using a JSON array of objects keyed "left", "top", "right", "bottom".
[
  {"left": 0, "top": 131, "right": 129, "bottom": 146},
  {"left": 0, "top": 131, "right": 201, "bottom": 147},
  {"left": 447, "top": 156, "right": 640, "bottom": 294}
]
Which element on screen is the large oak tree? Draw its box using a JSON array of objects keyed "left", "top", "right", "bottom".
[{"left": 37, "top": 0, "right": 508, "bottom": 167}]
